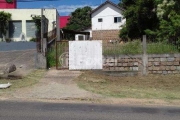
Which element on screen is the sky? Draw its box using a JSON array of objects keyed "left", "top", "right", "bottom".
[{"left": 17, "top": 0, "right": 120, "bottom": 16}]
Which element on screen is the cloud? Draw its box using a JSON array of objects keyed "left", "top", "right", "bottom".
[{"left": 44, "top": 4, "right": 98, "bottom": 15}]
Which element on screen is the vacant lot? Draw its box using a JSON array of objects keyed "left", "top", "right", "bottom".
[
  {"left": 0, "top": 70, "right": 45, "bottom": 97},
  {"left": 75, "top": 71, "right": 180, "bottom": 100}
]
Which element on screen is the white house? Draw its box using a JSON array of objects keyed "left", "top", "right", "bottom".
[
  {"left": 91, "top": 0, "right": 125, "bottom": 42},
  {"left": 0, "top": 9, "right": 58, "bottom": 41}
]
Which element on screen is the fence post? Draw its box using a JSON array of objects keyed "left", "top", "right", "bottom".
[
  {"left": 56, "top": 11, "right": 60, "bottom": 41},
  {"left": 142, "top": 35, "right": 148, "bottom": 76}
]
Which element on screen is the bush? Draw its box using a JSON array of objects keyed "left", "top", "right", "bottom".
[
  {"left": 47, "top": 47, "right": 56, "bottom": 68},
  {"left": 29, "top": 38, "right": 36, "bottom": 42}
]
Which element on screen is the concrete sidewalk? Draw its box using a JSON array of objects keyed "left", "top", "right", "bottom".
[{"left": 12, "top": 70, "right": 103, "bottom": 101}]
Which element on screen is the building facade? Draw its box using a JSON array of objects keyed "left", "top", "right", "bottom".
[
  {"left": 0, "top": 0, "right": 17, "bottom": 9},
  {"left": 91, "top": 1, "right": 125, "bottom": 42},
  {"left": 0, "top": 9, "right": 58, "bottom": 41}
]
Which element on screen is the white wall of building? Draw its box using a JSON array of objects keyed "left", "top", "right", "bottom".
[
  {"left": 91, "top": 4, "right": 125, "bottom": 31},
  {"left": 0, "top": 9, "right": 57, "bottom": 41}
]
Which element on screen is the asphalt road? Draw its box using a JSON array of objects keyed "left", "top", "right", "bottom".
[
  {"left": 0, "top": 42, "right": 36, "bottom": 52},
  {"left": 0, "top": 101, "right": 180, "bottom": 120}
]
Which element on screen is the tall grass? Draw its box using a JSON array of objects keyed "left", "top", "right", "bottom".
[
  {"left": 147, "top": 42, "right": 179, "bottom": 54},
  {"left": 47, "top": 42, "right": 69, "bottom": 68},
  {"left": 103, "top": 40, "right": 179, "bottom": 55},
  {"left": 47, "top": 46, "right": 56, "bottom": 68}
]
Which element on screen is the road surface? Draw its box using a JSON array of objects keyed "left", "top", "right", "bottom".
[{"left": 0, "top": 101, "right": 180, "bottom": 120}]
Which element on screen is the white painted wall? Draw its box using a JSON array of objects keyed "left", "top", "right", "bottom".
[
  {"left": 0, "top": 9, "right": 57, "bottom": 41},
  {"left": 91, "top": 3, "right": 126, "bottom": 30},
  {"left": 69, "top": 41, "right": 102, "bottom": 70}
]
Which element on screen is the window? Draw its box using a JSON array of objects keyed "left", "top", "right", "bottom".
[
  {"left": 26, "top": 21, "right": 36, "bottom": 38},
  {"left": 114, "top": 17, "right": 121, "bottom": 23},
  {"left": 98, "top": 18, "right": 103, "bottom": 22},
  {"left": 9, "top": 21, "right": 22, "bottom": 38}
]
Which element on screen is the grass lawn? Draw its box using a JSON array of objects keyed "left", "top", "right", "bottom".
[
  {"left": 0, "top": 70, "right": 46, "bottom": 95},
  {"left": 75, "top": 71, "right": 180, "bottom": 100}
]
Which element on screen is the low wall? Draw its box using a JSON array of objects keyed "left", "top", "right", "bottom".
[
  {"left": 103, "top": 55, "right": 142, "bottom": 75},
  {"left": 148, "top": 54, "right": 180, "bottom": 74},
  {"left": 103, "top": 54, "right": 180, "bottom": 75}
]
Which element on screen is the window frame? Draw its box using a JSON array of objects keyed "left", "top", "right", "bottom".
[
  {"left": 114, "top": 17, "right": 122, "bottom": 23},
  {"left": 26, "top": 20, "right": 37, "bottom": 38},
  {"left": 98, "top": 18, "right": 103, "bottom": 22}
]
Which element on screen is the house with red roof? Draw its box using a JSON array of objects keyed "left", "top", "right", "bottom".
[
  {"left": 59, "top": 16, "right": 70, "bottom": 29},
  {"left": 0, "top": 0, "right": 17, "bottom": 9}
]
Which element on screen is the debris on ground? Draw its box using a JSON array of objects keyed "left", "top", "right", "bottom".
[{"left": 0, "top": 82, "right": 11, "bottom": 89}]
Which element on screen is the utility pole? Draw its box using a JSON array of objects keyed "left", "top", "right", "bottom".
[
  {"left": 56, "top": 10, "right": 60, "bottom": 41},
  {"left": 41, "top": 8, "right": 44, "bottom": 52}
]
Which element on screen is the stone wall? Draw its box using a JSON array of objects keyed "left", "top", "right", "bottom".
[
  {"left": 148, "top": 54, "right": 180, "bottom": 74},
  {"left": 92, "top": 30, "right": 120, "bottom": 42},
  {"left": 103, "top": 54, "right": 180, "bottom": 75}
]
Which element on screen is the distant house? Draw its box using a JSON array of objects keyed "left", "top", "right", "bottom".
[
  {"left": 0, "top": 0, "right": 17, "bottom": 9},
  {"left": 91, "top": 0, "right": 125, "bottom": 42},
  {"left": 0, "top": 9, "right": 58, "bottom": 41},
  {"left": 75, "top": 28, "right": 92, "bottom": 41},
  {"left": 59, "top": 16, "right": 70, "bottom": 29}
]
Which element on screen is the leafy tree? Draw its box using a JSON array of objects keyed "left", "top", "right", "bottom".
[
  {"left": 0, "top": 11, "right": 11, "bottom": 41},
  {"left": 146, "top": 0, "right": 180, "bottom": 45},
  {"left": 31, "top": 15, "right": 41, "bottom": 32},
  {"left": 65, "top": 6, "right": 92, "bottom": 31},
  {"left": 119, "top": 0, "right": 159, "bottom": 40}
]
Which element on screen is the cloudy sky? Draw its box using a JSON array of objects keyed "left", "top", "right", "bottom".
[{"left": 17, "top": 0, "right": 119, "bottom": 16}]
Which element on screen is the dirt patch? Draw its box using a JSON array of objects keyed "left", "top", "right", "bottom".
[
  {"left": 10, "top": 70, "right": 104, "bottom": 100},
  {"left": 75, "top": 71, "right": 180, "bottom": 100},
  {"left": 0, "top": 70, "right": 45, "bottom": 90}
]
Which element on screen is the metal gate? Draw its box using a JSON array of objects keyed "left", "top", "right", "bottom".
[{"left": 56, "top": 40, "right": 69, "bottom": 70}]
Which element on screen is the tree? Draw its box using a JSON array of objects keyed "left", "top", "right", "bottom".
[
  {"left": 146, "top": 0, "right": 180, "bottom": 44},
  {"left": 119, "top": 0, "right": 159, "bottom": 40},
  {"left": 0, "top": 11, "right": 11, "bottom": 41},
  {"left": 65, "top": 6, "right": 92, "bottom": 31},
  {"left": 31, "top": 15, "right": 41, "bottom": 33}
]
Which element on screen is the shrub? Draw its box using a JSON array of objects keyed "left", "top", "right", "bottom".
[
  {"left": 29, "top": 38, "right": 36, "bottom": 42},
  {"left": 47, "top": 47, "right": 56, "bottom": 68}
]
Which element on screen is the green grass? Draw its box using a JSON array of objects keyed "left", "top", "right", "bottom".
[
  {"left": 103, "top": 40, "right": 179, "bottom": 55},
  {"left": 0, "top": 70, "right": 45, "bottom": 93},
  {"left": 47, "top": 47, "right": 56, "bottom": 68},
  {"left": 147, "top": 42, "right": 179, "bottom": 54},
  {"left": 47, "top": 42, "right": 68, "bottom": 68},
  {"left": 75, "top": 71, "right": 180, "bottom": 100}
]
